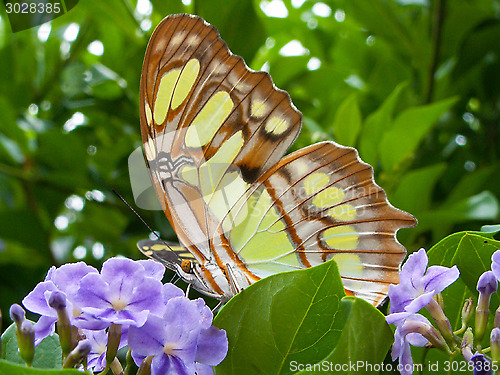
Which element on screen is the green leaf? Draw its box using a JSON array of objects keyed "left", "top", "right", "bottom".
[
  {"left": 391, "top": 163, "right": 447, "bottom": 214},
  {"left": 343, "top": 0, "right": 427, "bottom": 64},
  {"left": 359, "top": 82, "right": 406, "bottom": 166},
  {"left": 444, "top": 191, "right": 499, "bottom": 221},
  {"left": 379, "top": 97, "right": 458, "bottom": 173},
  {"left": 214, "top": 261, "right": 392, "bottom": 375},
  {"left": 1, "top": 323, "right": 62, "bottom": 369},
  {"left": 332, "top": 94, "right": 361, "bottom": 147},
  {"left": 481, "top": 224, "right": 500, "bottom": 234},
  {"left": 0, "top": 359, "right": 81, "bottom": 375},
  {"left": 311, "top": 298, "right": 393, "bottom": 375}
]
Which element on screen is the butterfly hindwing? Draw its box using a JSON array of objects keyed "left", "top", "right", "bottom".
[{"left": 139, "top": 14, "right": 417, "bottom": 305}]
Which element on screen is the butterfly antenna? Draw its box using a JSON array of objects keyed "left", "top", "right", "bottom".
[
  {"left": 112, "top": 189, "right": 160, "bottom": 235},
  {"left": 111, "top": 189, "right": 175, "bottom": 251},
  {"left": 169, "top": 273, "right": 179, "bottom": 284}
]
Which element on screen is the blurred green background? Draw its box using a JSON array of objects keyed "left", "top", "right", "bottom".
[{"left": 0, "top": 0, "right": 499, "bottom": 328}]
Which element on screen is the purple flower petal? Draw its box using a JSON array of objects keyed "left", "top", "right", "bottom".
[
  {"left": 131, "top": 351, "right": 146, "bottom": 367},
  {"left": 33, "top": 315, "right": 57, "bottom": 345},
  {"left": 388, "top": 284, "right": 414, "bottom": 314},
  {"left": 163, "top": 284, "right": 185, "bottom": 305},
  {"left": 73, "top": 312, "right": 110, "bottom": 331},
  {"left": 51, "top": 262, "right": 98, "bottom": 299},
  {"left": 492, "top": 251, "right": 500, "bottom": 281},
  {"left": 195, "top": 363, "right": 214, "bottom": 375},
  {"left": 195, "top": 326, "right": 228, "bottom": 366},
  {"left": 139, "top": 260, "right": 165, "bottom": 280},
  {"left": 44, "top": 266, "right": 56, "bottom": 281},
  {"left": 75, "top": 273, "right": 111, "bottom": 309},
  {"left": 126, "top": 278, "right": 164, "bottom": 315},
  {"left": 22, "top": 281, "right": 59, "bottom": 317},
  {"left": 114, "top": 308, "right": 150, "bottom": 327},
  {"left": 399, "top": 248, "right": 428, "bottom": 285},
  {"left": 162, "top": 298, "right": 202, "bottom": 364},
  {"left": 128, "top": 314, "right": 166, "bottom": 356},
  {"left": 192, "top": 299, "right": 213, "bottom": 330},
  {"left": 423, "top": 265, "right": 460, "bottom": 294},
  {"left": 392, "top": 314, "right": 430, "bottom": 375},
  {"left": 100, "top": 258, "right": 145, "bottom": 287}
]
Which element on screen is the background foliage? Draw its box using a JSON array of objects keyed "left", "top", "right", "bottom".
[{"left": 0, "top": 0, "right": 499, "bottom": 348}]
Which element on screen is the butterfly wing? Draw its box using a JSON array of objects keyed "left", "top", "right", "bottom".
[
  {"left": 216, "top": 142, "right": 416, "bottom": 305},
  {"left": 137, "top": 238, "right": 195, "bottom": 268},
  {"left": 139, "top": 14, "right": 416, "bottom": 305},
  {"left": 140, "top": 14, "right": 300, "bottom": 263}
]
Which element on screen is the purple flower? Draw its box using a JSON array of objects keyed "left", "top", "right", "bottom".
[
  {"left": 491, "top": 250, "right": 500, "bottom": 281},
  {"left": 74, "top": 258, "right": 164, "bottom": 327},
  {"left": 388, "top": 248, "right": 460, "bottom": 315},
  {"left": 477, "top": 271, "right": 498, "bottom": 295},
  {"left": 128, "top": 296, "right": 228, "bottom": 375},
  {"left": 391, "top": 314, "right": 430, "bottom": 375},
  {"left": 84, "top": 329, "right": 127, "bottom": 372},
  {"left": 470, "top": 353, "right": 492, "bottom": 375},
  {"left": 139, "top": 259, "right": 166, "bottom": 280},
  {"left": 22, "top": 263, "right": 102, "bottom": 344}
]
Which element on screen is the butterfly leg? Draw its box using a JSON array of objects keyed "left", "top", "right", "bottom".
[
  {"left": 225, "top": 263, "right": 245, "bottom": 295},
  {"left": 185, "top": 282, "right": 192, "bottom": 298}
]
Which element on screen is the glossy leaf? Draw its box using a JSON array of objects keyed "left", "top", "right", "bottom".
[
  {"left": 359, "top": 82, "right": 406, "bottom": 166},
  {"left": 0, "top": 360, "right": 80, "bottom": 375},
  {"left": 379, "top": 97, "right": 458, "bottom": 172},
  {"left": 214, "top": 261, "right": 392, "bottom": 375},
  {"left": 332, "top": 94, "right": 361, "bottom": 147}
]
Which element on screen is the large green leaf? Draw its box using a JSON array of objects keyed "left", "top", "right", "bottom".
[
  {"left": 359, "top": 82, "right": 406, "bottom": 166},
  {"left": 311, "top": 298, "right": 393, "bottom": 375},
  {"left": 0, "top": 360, "right": 80, "bottom": 375},
  {"left": 332, "top": 94, "right": 361, "bottom": 147},
  {"left": 214, "top": 261, "right": 392, "bottom": 375},
  {"left": 379, "top": 97, "right": 458, "bottom": 173},
  {"left": 391, "top": 163, "right": 447, "bottom": 215}
]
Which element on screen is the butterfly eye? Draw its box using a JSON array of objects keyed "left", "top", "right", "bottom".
[{"left": 181, "top": 259, "right": 192, "bottom": 273}]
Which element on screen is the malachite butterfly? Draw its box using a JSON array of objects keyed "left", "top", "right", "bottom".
[{"left": 137, "top": 14, "right": 417, "bottom": 306}]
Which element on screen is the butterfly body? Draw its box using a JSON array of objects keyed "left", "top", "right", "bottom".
[{"left": 138, "top": 14, "right": 417, "bottom": 306}]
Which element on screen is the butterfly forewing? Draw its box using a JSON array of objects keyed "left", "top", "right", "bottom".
[{"left": 139, "top": 14, "right": 416, "bottom": 305}]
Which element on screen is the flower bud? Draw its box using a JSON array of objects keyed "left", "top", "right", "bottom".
[
  {"left": 18, "top": 320, "right": 35, "bottom": 367},
  {"left": 9, "top": 304, "right": 25, "bottom": 329},
  {"left": 461, "top": 328, "right": 474, "bottom": 362},
  {"left": 495, "top": 306, "right": 500, "bottom": 328},
  {"left": 476, "top": 271, "right": 498, "bottom": 345},
  {"left": 137, "top": 356, "right": 153, "bottom": 375},
  {"left": 106, "top": 323, "right": 122, "bottom": 366},
  {"left": 49, "top": 291, "right": 73, "bottom": 357},
  {"left": 462, "top": 297, "right": 474, "bottom": 328},
  {"left": 63, "top": 339, "right": 91, "bottom": 369},
  {"left": 426, "top": 299, "right": 455, "bottom": 349},
  {"left": 403, "top": 318, "right": 449, "bottom": 353},
  {"left": 491, "top": 327, "right": 500, "bottom": 366},
  {"left": 434, "top": 293, "right": 445, "bottom": 310},
  {"left": 48, "top": 290, "right": 67, "bottom": 311},
  {"left": 477, "top": 271, "right": 498, "bottom": 295}
]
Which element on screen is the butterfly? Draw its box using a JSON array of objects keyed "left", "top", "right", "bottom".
[{"left": 137, "top": 13, "right": 417, "bottom": 306}]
